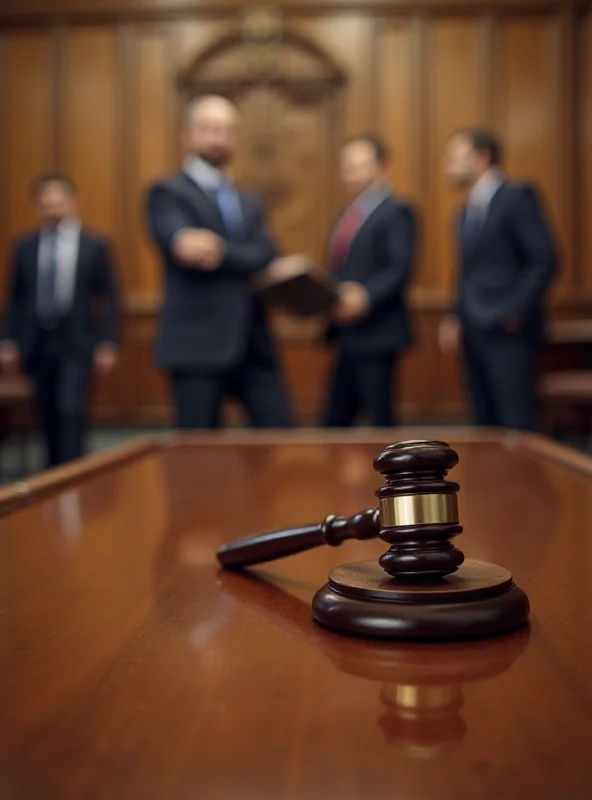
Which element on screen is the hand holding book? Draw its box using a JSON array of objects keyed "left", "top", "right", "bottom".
[{"left": 252, "top": 255, "right": 339, "bottom": 317}]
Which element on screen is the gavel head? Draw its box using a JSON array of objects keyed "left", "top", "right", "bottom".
[{"left": 373, "top": 440, "right": 465, "bottom": 581}]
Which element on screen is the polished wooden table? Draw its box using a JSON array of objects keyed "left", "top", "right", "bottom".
[{"left": 1, "top": 431, "right": 591, "bottom": 799}]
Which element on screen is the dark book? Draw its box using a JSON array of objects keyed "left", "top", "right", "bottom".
[{"left": 253, "top": 256, "right": 339, "bottom": 317}]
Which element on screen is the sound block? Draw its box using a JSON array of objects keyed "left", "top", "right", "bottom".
[{"left": 312, "top": 558, "right": 530, "bottom": 640}]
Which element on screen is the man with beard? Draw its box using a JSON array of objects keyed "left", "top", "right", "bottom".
[{"left": 146, "top": 96, "right": 291, "bottom": 429}]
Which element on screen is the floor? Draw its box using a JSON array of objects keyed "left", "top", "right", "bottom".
[{"left": 1, "top": 425, "right": 591, "bottom": 485}]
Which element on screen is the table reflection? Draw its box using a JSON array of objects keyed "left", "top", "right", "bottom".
[{"left": 218, "top": 569, "right": 530, "bottom": 759}]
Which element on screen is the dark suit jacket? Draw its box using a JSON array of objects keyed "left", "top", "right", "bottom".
[
  {"left": 328, "top": 194, "right": 417, "bottom": 356},
  {"left": 146, "top": 172, "right": 277, "bottom": 372},
  {"left": 454, "top": 181, "right": 557, "bottom": 340},
  {"left": 3, "top": 228, "right": 120, "bottom": 367}
]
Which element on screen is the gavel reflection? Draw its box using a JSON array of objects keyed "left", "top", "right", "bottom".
[{"left": 218, "top": 569, "right": 530, "bottom": 759}]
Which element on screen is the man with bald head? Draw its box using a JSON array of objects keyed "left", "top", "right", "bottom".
[{"left": 146, "top": 96, "right": 291, "bottom": 429}]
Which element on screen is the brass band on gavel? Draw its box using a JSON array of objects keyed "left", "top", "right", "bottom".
[{"left": 379, "top": 494, "right": 459, "bottom": 528}]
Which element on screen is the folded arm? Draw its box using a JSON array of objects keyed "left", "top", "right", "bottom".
[{"left": 147, "top": 184, "right": 276, "bottom": 275}]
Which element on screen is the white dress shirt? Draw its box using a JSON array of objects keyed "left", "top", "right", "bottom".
[
  {"left": 181, "top": 156, "right": 244, "bottom": 240},
  {"left": 461, "top": 168, "right": 504, "bottom": 243},
  {"left": 183, "top": 156, "right": 226, "bottom": 192},
  {"left": 37, "top": 216, "right": 81, "bottom": 314},
  {"left": 330, "top": 179, "right": 391, "bottom": 254},
  {"left": 467, "top": 168, "right": 504, "bottom": 213}
]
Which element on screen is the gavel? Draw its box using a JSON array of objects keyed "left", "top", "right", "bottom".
[
  {"left": 217, "top": 507, "right": 380, "bottom": 569},
  {"left": 218, "top": 438, "right": 463, "bottom": 577},
  {"left": 217, "top": 439, "right": 530, "bottom": 641}
]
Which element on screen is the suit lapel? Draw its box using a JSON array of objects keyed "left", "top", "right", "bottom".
[
  {"left": 338, "top": 195, "right": 391, "bottom": 268},
  {"left": 175, "top": 172, "right": 227, "bottom": 235},
  {"left": 353, "top": 196, "right": 389, "bottom": 243},
  {"left": 461, "top": 182, "right": 506, "bottom": 261},
  {"left": 72, "top": 230, "right": 90, "bottom": 300},
  {"left": 27, "top": 234, "right": 42, "bottom": 300}
]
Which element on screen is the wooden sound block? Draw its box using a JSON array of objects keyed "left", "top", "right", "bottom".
[{"left": 312, "top": 559, "right": 530, "bottom": 640}]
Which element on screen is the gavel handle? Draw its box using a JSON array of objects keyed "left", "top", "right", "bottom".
[{"left": 217, "top": 508, "right": 379, "bottom": 569}]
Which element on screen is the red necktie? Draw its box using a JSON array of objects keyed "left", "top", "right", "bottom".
[{"left": 331, "top": 204, "right": 362, "bottom": 270}]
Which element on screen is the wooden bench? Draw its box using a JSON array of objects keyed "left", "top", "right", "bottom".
[{"left": 539, "top": 370, "right": 592, "bottom": 438}]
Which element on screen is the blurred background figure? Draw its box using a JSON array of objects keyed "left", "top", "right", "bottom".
[
  {"left": 439, "top": 129, "right": 557, "bottom": 431},
  {"left": 3, "top": 2, "right": 592, "bottom": 467},
  {"left": 146, "top": 95, "right": 291, "bottom": 430},
  {"left": 322, "top": 136, "right": 416, "bottom": 427},
  {"left": 0, "top": 173, "right": 120, "bottom": 467}
]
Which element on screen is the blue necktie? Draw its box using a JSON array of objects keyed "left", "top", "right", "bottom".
[
  {"left": 214, "top": 180, "right": 244, "bottom": 240},
  {"left": 38, "top": 228, "right": 60, "bottom": 326}
]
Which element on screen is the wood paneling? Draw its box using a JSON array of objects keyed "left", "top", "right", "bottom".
[
  {"left": 236, "top": 91, "right": 335, "bottom": 263},
  {"left": 171, "top": 19, "right": 230, "bottom": 71},
  {"left": 375, "top": 18, "right": 420, "bottom": 204},
  {"left": 581, "top": 9, "right": 592, "bottom": 291},
  {"left": 495, "top": 15, "right": 573, "bottom": 292},
  {"left": 426, "top": 17, "right": 487, "bottom": 296},
  {"left": 0, "top": 1, "right": 590, "bottom": 426},
  {"left": 291, "top": 16, "right": 373, "bottom": 140},
  {"left": 3, "top": 30, "right": 53, "bottom": 248},
  {"left": 131, "top": 23, "right": 175, "bottom": 302},
  {"left": 62, "top": 27, "right": 119, "bottom": 251},
  {"left": 0, "top": 0, "right": 576, "bottom": 21}
]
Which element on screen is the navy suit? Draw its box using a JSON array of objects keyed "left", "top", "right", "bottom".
[
  {"left": 146, "top": 171, "right": 291, "bottom": 429},
  {"left": 454, "top": 181, "right": 557, "bottom": 430},
  {"left": 3, "top": 229, "right": 120, "bottom": 466},
  {"left": 324, "top": 193, "right": 417, "bottom": 427}
]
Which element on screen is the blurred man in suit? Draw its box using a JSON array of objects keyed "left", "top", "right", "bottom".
[
  {"left": 439, "top": 129, "right": 557, "bottom": 431},
  {"left": 323, "top": 135, "right": 417, "bottom": 427},
  {"left": 0, "top": 173, "right": 120, "bottom": 467},
  {"left": 146, "top": 96, "right": 291, "bottom": 429}
]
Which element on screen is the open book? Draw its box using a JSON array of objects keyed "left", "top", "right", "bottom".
[{"left": 252, "top": 255, "right": 339, "bottom": 317}]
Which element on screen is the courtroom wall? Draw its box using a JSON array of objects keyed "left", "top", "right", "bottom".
[{"left": 0, "top": 0, "right": 590, "bottom": 424}]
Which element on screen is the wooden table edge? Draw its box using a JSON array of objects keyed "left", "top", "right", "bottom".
[
  {"left": 160, "top": 427, "right": 592, "bottom": 476},
  {"left": 159, "top": 427, "right": 506, "bottom": 447},
  {"left": 0, "top": 435, "right": 162, "bottom": 517},
  {"left": 515, "top": 432, "right": 592, "bottom": 477},
  {"left": 0, "top": 427, "right": 589, "bottom": 517}
]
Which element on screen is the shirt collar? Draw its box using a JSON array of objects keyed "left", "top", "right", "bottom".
[
  {"left": 41, "top": 216, "right": 81, "bottom": 236},
  {"left": 183, "top": 156, "right": 227, "bottom": 191},
  {"left": 354, "top": 179, "right": 390, "bottom": 213},
  {"left": 468, "top": 168, "right": 504, "bottom": 208}
]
